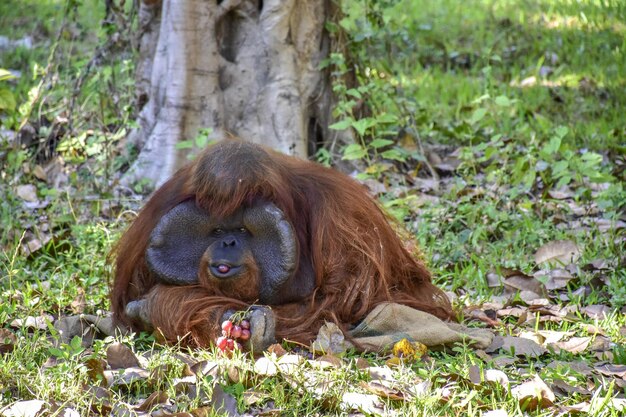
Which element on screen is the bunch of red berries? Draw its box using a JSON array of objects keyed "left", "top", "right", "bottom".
[{"left": 215, "top": 318, "right": 251, "bottom": 353}]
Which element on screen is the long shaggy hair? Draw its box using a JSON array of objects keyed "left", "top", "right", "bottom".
[{"left": 111, "top": 139, "right": 453, "bottom": 346}]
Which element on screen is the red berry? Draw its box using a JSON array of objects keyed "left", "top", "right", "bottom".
[
  {"left": 226, "top": 339, "right": 235, "bottom": 350},
  {"left": 240, "top": 329, "right": 251, "bottom": 341},
  {"left": 240, "top": 319, "right": 250, "bottom": 330},
  {"left": 231, "top": 325, "right": 242, "bottom": 339},
  {"left": 216, "top": 336, "right": 228, "bottom": 350},
  {"left": 221, "top": 320, "right": 233, "bottom": 336}
]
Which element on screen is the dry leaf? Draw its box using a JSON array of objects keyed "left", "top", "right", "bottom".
[
  {"left": 583, "top": 305, "right": 611, "bottom": 319},
  {"left": 534, "top": 240, "right": 581, "bottom": 265},
  {"left": 103, "top": 367, "right": 150, "bottom": 387},
  {"left": 16, "top": 184, "right": 38, "bottom": 202},
  {"left": 0, "top": 400, "right": 46, "bottom": 417},
  {"left": 503, "top": 273, "right": 545, "bottom": 296},
  {"left": 266, "top": 343, "right": 287, "bottom": 357},
  {"left": 367, "top": 366, "right": 395, "bottom": 381},
  {"left": 341, "top": 392, "right": 384, "bottom": 414},
  {"left": 354, "top": 357, "right": 370, "bottom": 369},
  {"left": 511, "top": 376, "right": 555, "bottom": 411},
  {"left": 190, "top": 360, "right": 219, "bottom": 378},
  {"left": 482, "top": 410, "right": 509, "bottom": 417},
  {"left": 277, "top": 354, "right": 304, "bottom": 374},
  {"left": 486, "top": 272, "right": 503, "bottom": 288},
  {"left": 70, "top": 288, "right": 87, "bottom": 314},
  {"left": 33, "top": 165, "right": 47, "bottom": 181},
  {"left": 535, "top": 269, "right": 575, "bottom": 290},
  {"left": 484, "top": 369, "right": 510, "bottom": 388},
  {"left": 106, "top": 342, "right": 141, "bottom": 369},
  {"left": 85, "top": 358, "right": 107, "bottom": 386},
  {"left": 10, "top": 314, "right": 53, "bottom": 330},
  {"left": 499, "top": 336, "right": 547, "bottom": 357},
  {"left": 360, "top": 381, "right": 405, "bottom": 401},
  {"left": 311, "top": 322, "right": 353, "bottom": 354},
  {"left": 242, "top": 390, "right": 269, "bottom": 407},
  {"left": 316, "top": 354, "right": 343, "bottom": 369},
  {"left": 211, "top": 385, "right": 240, "bottom": 417},
  {"left": 594, "top": 364, "right": 626, "bottom": 378},
  {"left": 135, "top": 391, "right": 169, "bottom": 412},
  {"left": 552, "top": 336, "right": 591, "bottom": 354},
  {"left": 171, "top": 375, "right": 196, "bottom": 394},
  {"left": 551, "top": 380, "right": 591, "bottom": 396},
  {"left": 254, "top": 356, "right": 278, "bottom": 376},
  {"left": 0, "top": 328, "right": 17, "bottom": 354}
]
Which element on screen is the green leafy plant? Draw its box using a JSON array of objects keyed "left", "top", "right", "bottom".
[{"left": 0, "top": 68, "right": 17, "bottom": 120}]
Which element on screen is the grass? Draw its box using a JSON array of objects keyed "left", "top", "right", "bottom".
[{"left": 1, "top": 0, "right": 625, "bottom": 415}]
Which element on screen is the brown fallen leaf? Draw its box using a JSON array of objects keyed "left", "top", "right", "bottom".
[
  {"left": 103, "top": 367, "right": 150, "bottom": 387},
  {"left": 551, "top": 380, "right": 591, "bottom": 397},
  {"left": 0, "top": 328, "right": 17, "bottom": 354},
  {"left": 360, "top": 381, "right": 405, "bottom": 401},
  {"left": 190, "top": 360, "right": 219, "bottom": 378},
  {"left": 316, "top": 354, "right": 343, "bottom": 369},
  {"left": 511, "top": 376, "right": 555, "bottom": 411},
  {"left": 484, "top": 369, "right": 509, "bottom": 388},
  {"left": 266, "top": 343, "right": 287, "bottom": 357},
  {"left": 503, "top": 272, "right": 545, "bottom": 296},
  {"left": 341, "top": 392, "right": 385, "bottom": 414},
  {"left": 16, "top": 184, "right": 38, "bottom": 202},
  {"left": 551, "top": 336, "right": 591, "bottom": 354},
  {"left": 0, "top": 400, "right": 46, "bottom": 417},
  {"left": 535, "top": 268, "right": 575, "bottom": 290},
  {"left": 254, "top": 356, "right": 278, "bottom": 376},
  {"left": 594, "top": 364, "right": 626, "bottom": 378},
  {"left": 70, "top": 288, "right": 87, "bottom": 314},
  {"left": 242, "top": 390, "right": 269, "bottom": 407},
  {"left": 583, "top": 305, "right": 611, "bottom": 319},
  {"left": 534, "top": 240, "right": 581, "bottom": 265},
  {"left": 482, "top": 409, "right": 509, "bottom": 417},
  {"left": 85, "top": 358, "right": 108, "bottom": 386},
  {"left": 10, "top": 314, "right": 54, "bottom": 330},
  {"left": 135, "top": 391, "right": 169, "bottom": 412},
  {"left": 496, "top": 336, "right": 547, "bottom": 357},
  {"left": 211, "top": 385, "right": 240, "bottom": 417},
  {"left": 106, "top": 342, "right": 141, "bottom": 369}
]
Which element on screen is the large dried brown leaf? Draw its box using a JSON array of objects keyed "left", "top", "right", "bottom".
[
  {"left": 493, "top": 336, "right": 547, "bottom": 357},
  {"left": 535, "top": 268, "right": 575, "bottom": 290},
  {"left": 16, "top": 184, "right": 38, "bottom": 202},
  {"left": 211, "top": 385, "right": 240, "bottom": 417},
  {"left": 551, "top": 337, "right": 592, "bottom": 354},
  {"left": 551, "top": 380, "right": 591, "bottom": 397},
  {"left": 10, "top": 314, "right": 54, "bottom": 330},
  {"left": 511, "top": 376, "right": 555, "bottom": 411},
  {"left": 106, "top": 342, "right": 141, "bottom": 369},
  {"left": 0, "top": 328, "right": 17, "bottom": 354},
  {"left": 135, "top": 391, "right": 169, "bottom": 412},
  {"left": 85, "top": 358, "right": 108, "bottom": 386},
  {"left": 583, "top": 304, "right": 611, "bottom": 319},
  {"left": 341, "top": 392, "right": 385, "bottom": 414},
  {"left": 594, "top": 364, "right": 626, "bottom": 378},
  {"left": 534, "top": 240, "right": 581, "bottom": 265},
  {"left": 360, "top": 381, "right": 406, "bottom": 401},
  {"left": 0, "top": 400, "right": 46, "bottom": 417},
  {"left": 254, "top": 356, "right": 278, "bottom": 376}
]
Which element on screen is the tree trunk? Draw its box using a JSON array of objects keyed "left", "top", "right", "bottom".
[{"left": 124, "top": 0, "right": 336, "bottom": 187}]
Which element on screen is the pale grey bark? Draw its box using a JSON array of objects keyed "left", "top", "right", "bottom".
[{"left": 124, "top": 0, "right": 336, "bottom": 187}]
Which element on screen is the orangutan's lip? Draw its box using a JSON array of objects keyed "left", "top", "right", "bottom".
[{"left": 209, "top": 262, "right": 243, "bottom": 279}]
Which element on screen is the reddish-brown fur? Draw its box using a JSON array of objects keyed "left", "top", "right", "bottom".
[{"left": 111, "top": 139, "right": 454, "bottom": 347}]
